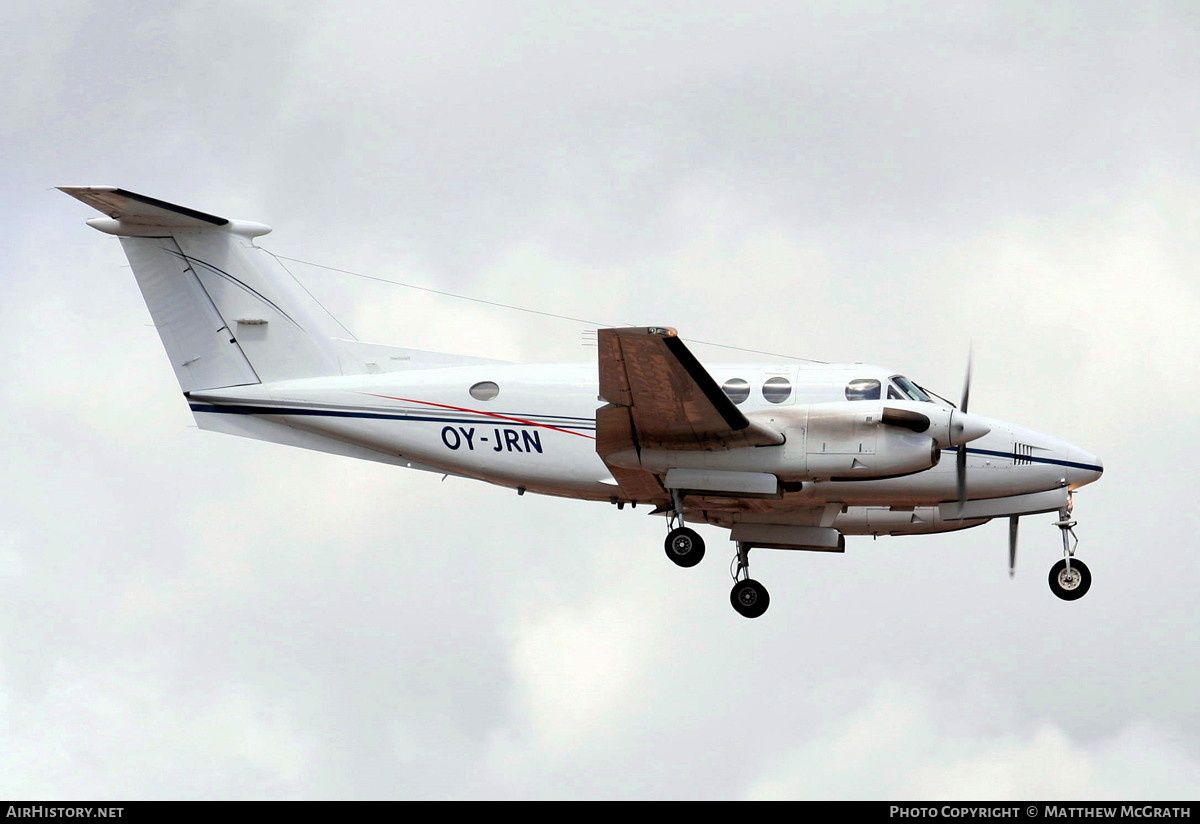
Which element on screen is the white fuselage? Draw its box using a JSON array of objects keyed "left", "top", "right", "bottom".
[{"left": 188, "top": 360, "right": 1103, "bottom": 535}]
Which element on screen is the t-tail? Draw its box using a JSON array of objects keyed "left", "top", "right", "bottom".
[
  {"left": 61, "top": 186, "right": 351, "bottom": 391},
  {"left": 61, "top": 186, "right": 494, "bottom": 463}
]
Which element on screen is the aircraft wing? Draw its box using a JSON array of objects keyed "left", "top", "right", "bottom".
[
  {"left": 597, "top": 327, "right": 784, "bottom": 451},
  {"left": 595, "top": 326, "right": 784, "bottom": 502}
]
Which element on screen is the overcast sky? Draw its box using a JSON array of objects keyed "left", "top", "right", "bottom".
[{"left": 3, "top": 0, "right": 1199, "bottom": 800}]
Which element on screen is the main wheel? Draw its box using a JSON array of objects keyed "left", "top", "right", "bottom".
[
  {"left": 730, "top": 579, "right": 770, "bottom": 618},
  {"left": 664, "top": 527, "right": 705, "bottom": 568},
  {"left": 1048, "top": 558, "right": 1091, "bottom": 601}
]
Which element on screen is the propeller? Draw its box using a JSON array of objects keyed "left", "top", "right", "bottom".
[
  {"left": 1009, "top": 515, "right": 1019, "bottom": 578},
  {"left": 947, "top": 349, "right": 1016, "bottom": 579},
  {"left": 954, "top": 348, "right": 973, "bottom": 515}
]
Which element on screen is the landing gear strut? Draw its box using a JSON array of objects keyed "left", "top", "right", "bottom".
[
  {"left": 729, "top": 542, "right": 770, "bottom": 618},
  {"left": 663, "top": 489, "right": 704, "bottom": 568},
  {"left": 1048, "top": 506, "right": 1091, "bottom": 601}
]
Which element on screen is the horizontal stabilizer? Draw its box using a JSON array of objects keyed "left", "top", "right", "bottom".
[{"left": 58, "top": 186, "right": 230, "bottom": 230}]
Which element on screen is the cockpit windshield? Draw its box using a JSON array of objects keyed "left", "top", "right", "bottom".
[{"left": 891, "top": 375, "right": 932, "bottom": 403}]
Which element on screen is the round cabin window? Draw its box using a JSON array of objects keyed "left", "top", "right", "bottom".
[
  {"left": 469, "top": 381, "right": 499, "bottom": 401},
  {"left": 722, "top": 378, "right": 750, "bottom": 405},
  {"left": 762, "top": 376, "right": 792, "bottom": 404}
]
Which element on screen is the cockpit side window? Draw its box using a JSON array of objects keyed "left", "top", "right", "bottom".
[
  {"left": 891, "top": 375, "right": 931, "bottom": 402},
  {"left": 887, "top": 386, "right": 903, "bottom": 400},
  {"left": 845, "top": 378, "right": 881, "bottom": 401}
]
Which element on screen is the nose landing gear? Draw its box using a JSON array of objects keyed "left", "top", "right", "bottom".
[{"left": 1048, "top": 508, "right": 1091, "bottom": 601}]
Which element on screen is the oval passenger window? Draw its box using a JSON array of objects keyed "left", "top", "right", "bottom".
[
  {"left": 722, "top": 378, "right": 750, "bottom": 404},
  {"left": 469, "top": 381, "right": 499, "bottom": 401},
  {"left": 762, "top": 377, "right": 792, "bottom": 404}
]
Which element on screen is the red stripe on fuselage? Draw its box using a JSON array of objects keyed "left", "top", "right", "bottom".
[{"left": 361, "top": 393, "right": 597, "bottom": 440}]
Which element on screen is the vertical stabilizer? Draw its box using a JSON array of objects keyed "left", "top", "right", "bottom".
[{"left": 61, "top": 186, "right": 345, "bottom": 391}]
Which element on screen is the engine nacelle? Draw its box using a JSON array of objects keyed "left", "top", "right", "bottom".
[
  {"left": 605, "top": 401, "right": 942, "bottom": 483},
  {"left": 880, "top": 400, "right": 990, "bottom": 448},
  {"left": 795, "top": 402, "right": 940, "bottom": 480}
]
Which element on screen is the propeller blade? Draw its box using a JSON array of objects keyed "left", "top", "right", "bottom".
[
  {"left": 1008, "top": 515, "right": 1019, "bottom": 578},
  {"left": 955, "top": 346, "right": 974, "bottom": 515},
  {"left": 956, "top": 444, "right": 967, "bottom": 515},
  {"left": 960, "top": 346, "right": 974, "bottom": 413}
]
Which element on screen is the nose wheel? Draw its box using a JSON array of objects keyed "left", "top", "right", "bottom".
[
  {"left": 1049, "top": 558, "right": 1091, "bottom": 600},
  {"left": 729, "top": 542, "right": 770, "bottom": 618},
  {"left": 1048, "top": 507, "right": 1092, "bottom": 601}
]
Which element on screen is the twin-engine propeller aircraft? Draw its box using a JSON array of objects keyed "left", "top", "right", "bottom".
[{"left": 63, "top": 186, "right": 1104, "bottom": 617}]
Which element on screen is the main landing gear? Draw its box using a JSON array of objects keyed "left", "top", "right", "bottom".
[
  {"left": 730, "top": 542, "right": 769, "bottom": 619},
  {"left": 1048, "top": 508, "right": 1091, "bottom": 601},
  {"left": 662, "top": 491, "right": 769, "bottom": 618},
  {"left": 663, "top": 490, "right": 705, "bottom": 568},
  {"left": 664, "top": 526, "right": 705, "bottom": 567}
]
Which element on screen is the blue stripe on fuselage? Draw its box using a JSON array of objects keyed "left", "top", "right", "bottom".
[
  {"left": 188, "top": 403, "right": 597, "bottom": 431},
  {"left": 944, "top": 446, "right": 1101, "bottom": 472}
]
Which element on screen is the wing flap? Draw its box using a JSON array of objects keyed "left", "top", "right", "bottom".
[{"left": 595, "top": 403, "right": 668, "bottom": 502}]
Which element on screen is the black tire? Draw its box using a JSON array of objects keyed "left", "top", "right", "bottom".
[
  {"left": 730, "top": 579, "right": 770, "bottom": 618},
  {"left": 664, "top": 527, "right": 705, "bottom": 568},
  {"left": 1048, "top": 558, "right": 1091, "bottom": 601}
]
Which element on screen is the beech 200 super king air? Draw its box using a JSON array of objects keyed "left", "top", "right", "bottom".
[{"left": 62, "top": 186, "right": 1104, "bottom": 618}]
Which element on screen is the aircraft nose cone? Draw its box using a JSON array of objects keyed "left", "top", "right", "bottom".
[{"left": 1067, "top": 447, "right": 1104, "bottom": 489}]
